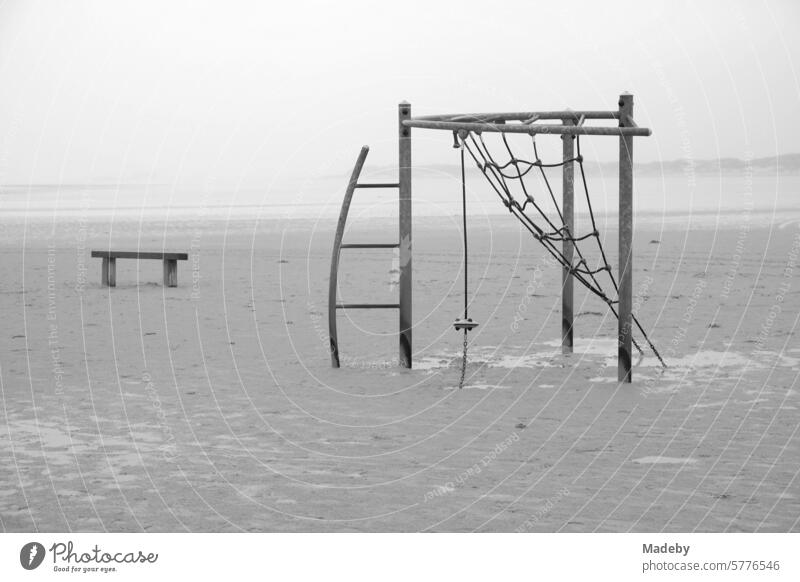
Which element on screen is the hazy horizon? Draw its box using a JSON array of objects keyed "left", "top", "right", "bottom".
[{"left": 1, "top": 0, "right": 798, "bottom": 207}]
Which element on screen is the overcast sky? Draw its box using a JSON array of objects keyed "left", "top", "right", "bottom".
[{"left": 0, "top": 0, "right": 797, "bottom": 192}]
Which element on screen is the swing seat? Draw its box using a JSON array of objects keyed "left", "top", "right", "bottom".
[{"left": 454, "top": 318, "right": 479, "bottom": 331}]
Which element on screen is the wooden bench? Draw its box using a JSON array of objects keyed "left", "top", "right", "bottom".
[{"left": 91, "top": 251, "right": 189, "bottom": 287}]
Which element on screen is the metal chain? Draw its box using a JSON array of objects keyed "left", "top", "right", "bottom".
[{"left": 458, "top": 330, "right": 468, "bottom": 389}]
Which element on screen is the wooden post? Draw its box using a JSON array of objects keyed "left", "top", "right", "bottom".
[
  {"left": 398, "top": 102, "right": 412, "bottom": 368},
  {"left": 618, "top": 93, "right": 634, "bottom": 383},
  {"left": 163, "top": 259, "right": 178, "bottom": 287},
  {"left": 561, "top": 123, "right": 575, "bottom": 354},
  {"left": 101, "top": 257, "right": 116, "bottom": 287}
]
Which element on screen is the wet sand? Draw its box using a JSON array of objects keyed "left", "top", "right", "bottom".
[{"left": 0, "top": 212, "right": 798, "bottom": 532}]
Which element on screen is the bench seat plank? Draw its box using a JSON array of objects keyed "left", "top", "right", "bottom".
[{"left": 91, "top": 251, "right": 188, "bottom": 260}]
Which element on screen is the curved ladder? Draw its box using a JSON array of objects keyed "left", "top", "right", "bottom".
[{"left": 328, "top": 146, "right": 406, "bottom": 368}]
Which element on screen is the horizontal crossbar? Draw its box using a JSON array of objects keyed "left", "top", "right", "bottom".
[
  {"left": 403, "top": 119, "right": 651, "bottom": 137},
  {"left": 413, "top": 110, "right": 619, "bottom": 122},
  {"left": 91, "top": 250, "right": 188, "bottom": 260},
  {"left": 340, "top": 243, "right": 399, "bottom": 249},
  {"left": 355, "top": 183, "right": 399, "bottom": 189},
  {"left": 336, "top": 303, "right": 400, "bottom": 309}
]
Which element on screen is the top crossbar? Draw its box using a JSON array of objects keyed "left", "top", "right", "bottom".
[{"left": 402, "top": 110, "right": 650, "bottom": 137}]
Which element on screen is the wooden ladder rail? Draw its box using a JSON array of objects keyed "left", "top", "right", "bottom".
[{"left": 328, "top": 146, "right": 402, "bottom": 368}]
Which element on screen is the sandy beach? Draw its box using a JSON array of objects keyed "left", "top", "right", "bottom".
[{"left": 0, "top": 201, "right": 797, "bottom": 533}]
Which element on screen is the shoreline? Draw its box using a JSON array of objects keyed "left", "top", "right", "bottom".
[{"left": 1, "top": 207, "right": 798, "bottom": 235}]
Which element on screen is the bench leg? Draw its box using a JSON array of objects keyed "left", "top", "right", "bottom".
[
  {"left": 163, "top": 259, "right": 178, "bottom": 287},
  {"left": 101, "top": 257, "right": 116, "bottom": 287}
]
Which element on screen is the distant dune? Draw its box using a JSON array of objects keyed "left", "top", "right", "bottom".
[{"left": 633, "top": 153, "right": 800, "bottom": 176}]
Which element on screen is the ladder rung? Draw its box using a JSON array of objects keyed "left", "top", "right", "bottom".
[
  {"left": 336, "top": 303, "right": 400, "bottom": 309},
  {"left": 340, "top": 243, "right": 399, "bottom": 249},
  {"left": 355, "top": 183, "right": 399, "bottom": 189}
]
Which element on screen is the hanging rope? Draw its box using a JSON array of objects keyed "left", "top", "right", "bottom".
[
  {"left": 452, "top": 130, "right": 480, "bottom": 388},
  {"left": 458, "top": 140, "right": 469, "bottom": 389},
  {"left": 457, "top": 130, "right": 666, "bottom": 368}
]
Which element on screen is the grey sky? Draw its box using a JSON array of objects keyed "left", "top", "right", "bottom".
[{"left": 0, "top": 0, "right": 797, "bottom": 192}]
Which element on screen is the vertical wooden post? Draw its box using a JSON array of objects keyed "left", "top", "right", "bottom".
[
  {"left": 101, "top": 257, "right": 116, "bottom": 287},
  {"left": 163, "top": 259, "right": 178, "bottom": 287},
  {"left": 618, "top": 93, "right": 634, "bottom": 383},
  {"left": 561, "top": 122, "right": 575, "bottom": 354},
  {"left": 398, "top": 102, "right": 412, "bottom": 368}
]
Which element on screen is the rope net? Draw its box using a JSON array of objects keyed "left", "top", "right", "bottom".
[{"left": 454, "top": 129, "right": 666, "bottom": 368}]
